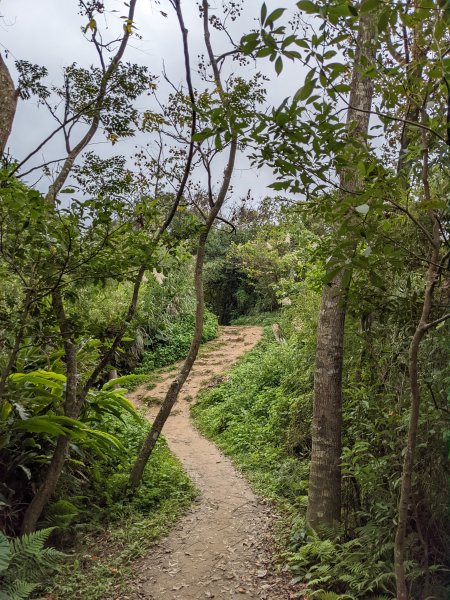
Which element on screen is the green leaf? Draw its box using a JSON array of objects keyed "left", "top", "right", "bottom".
[
  {"left": 241, "top": 34, "right": 260, "bottom": 54},
  {"left": 275, "top": 56, "right": 283, "bottom": 75},
  {"left": 0, "top": 401, "right": 12, "bottom": 421},
  {"left": 360, "top": 0, "right": 382, "bottom": 13},
  {"left": 377, "top": 8, "right": 390, "bottom": 31},
  {"left": 215, "top": 133, "right": 223, "bottom": 150},
  {"left": 192, "top": 128, "right": 214, "bottom": 143},
  {"left": 294, "top": 77, "right": 317, "bottom": 101},
  {"left": 266, "top": 8, "right": 286, "bottom": 26},
  {"left": 14, "top": 416, "right": 69, "bottom": 437},
  {"left": 261, "top": 2, "right": 268, "bottom": 24},
  {"left": 256, "top": 46, "right": 274, "bottom": 58},
  {"left": 295, "top": 39, "right": 309, "bottom": 49},
  {"left": 296, "top": 0, "right": 318, "bottom": 14},
  {"left": 329, "top": 3, "right": 357, "bottom": 18}
]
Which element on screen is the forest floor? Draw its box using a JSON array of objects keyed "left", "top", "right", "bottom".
[{"left": 125, "top": 325, "right": 295, "bottom": 600}]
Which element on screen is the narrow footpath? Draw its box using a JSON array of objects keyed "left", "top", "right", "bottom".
[{"left": 126, "top": 326, "right": 294, "bottom": 600}]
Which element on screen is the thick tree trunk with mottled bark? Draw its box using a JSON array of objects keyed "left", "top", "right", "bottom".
[
  {"left": 0, "top": 53, "right": 17, "bottom": 157},
  {"left": 306, "top": 12, "right": 378, "bottom": 529}
]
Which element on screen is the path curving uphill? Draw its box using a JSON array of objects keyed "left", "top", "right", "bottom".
[{"left": 126, "top": 326, "right": 294, "bottom": 600}]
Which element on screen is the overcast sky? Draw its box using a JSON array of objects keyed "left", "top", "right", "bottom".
[{"left": 1, "top": 0, "right": 308, "bottom": 206}]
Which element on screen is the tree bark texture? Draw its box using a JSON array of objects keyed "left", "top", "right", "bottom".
[
  {"left": 0, "top": 53, "right": 17, "bottom": 157},
  {"left": 307, "top": 12, "right": 378, "bottom": 529}
]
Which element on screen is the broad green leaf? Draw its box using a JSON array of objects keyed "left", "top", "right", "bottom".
[
  {"left": 294, "top": 77, "right": 317, "bottom": 101},
  {"left": 266, "top": 8, "right": 286, "bottom": 26},
  {"left": 0, "top": 401, "right": 12, "bottom": 421}
]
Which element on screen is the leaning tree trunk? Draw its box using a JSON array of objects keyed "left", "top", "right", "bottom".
[
  {"left": 129, "top": 141, "right": 237, "bottom": 489},
  {"left": 128, "top": 0, "right": 237, "bottom": 489},
  {"left": 129, "top": 230, "right": 208, "bottom": 487},
  {"left": 306, "top": 12, "right": 378, "bottom": 529},
  {"left": 0, "top": 52, "right": 17, "bottom": 157},
  {"left": 19, "top": 1, "right": 140, "bottom": 534}
]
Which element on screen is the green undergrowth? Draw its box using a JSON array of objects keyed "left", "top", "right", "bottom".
[
  {"left": 45, "top": 411, "right": 197, "bottom": 599},
  {"left": 135, "top": 309, "right": 218, "bottom": 374}
]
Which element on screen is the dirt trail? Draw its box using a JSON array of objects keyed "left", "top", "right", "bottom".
[{"left": 127, "top": 326, "right": 293, "bottom": 600}]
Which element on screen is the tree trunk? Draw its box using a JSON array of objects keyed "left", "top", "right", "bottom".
[
  {"left": 306, "top": 12, "right": 377, "bottom": 529},
  {"left": 0, "top": 52, "right": 17, "bottom": 157},
  {"left": 394, "top": 134, "right": 441, "bottom": 599},
  {"left": 129, "top": 230, "right": 208, "bottom": 488},
  {"left": 128, "top": 0, "right": 237, "bottom": 489},
  {"left": 307, "top": 270, "right": 347, "bottom": 526},
  {"left": 19, "top": 2, "right": 140, "bottom": 532}
]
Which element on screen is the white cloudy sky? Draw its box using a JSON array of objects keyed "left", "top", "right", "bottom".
[{"left": 0, "top": 0, "right": 307, "bottom": 204}]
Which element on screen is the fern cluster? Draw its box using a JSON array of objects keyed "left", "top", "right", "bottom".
[
  {"left": 0, "top": 528, "right": 64, "bottom": 600},
  {"left": 287, "top": 519, "right": 442, "bottom": 600}
]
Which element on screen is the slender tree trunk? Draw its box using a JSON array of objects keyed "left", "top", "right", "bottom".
[
  {"left": 0, "top": 52, "right": 17, "bottom": 157},
  {"left": 128, "top": 0, "right": 237, "bottom": 489},
  {"left": 306, "top": 12, "right": 377, "bottom": 529},
  {"left": 394, "top": 134, "right": 441, "bottom": 600},
  {"left": 129, "top": 230, "right": 208, "bottom": 487},
  {"left": 397, "top": 22, "right": 425, "bottom": 181},
  {"left": 19, "top": 1, "right": 140, "bottom": 533}
]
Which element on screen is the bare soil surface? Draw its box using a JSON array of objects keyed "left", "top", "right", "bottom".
[{"left": 126, "top": 326, "right": 295, "bottom": 600}]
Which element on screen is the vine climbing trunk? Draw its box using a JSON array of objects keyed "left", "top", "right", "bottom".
[{"left": 306, "top": 11, "right": 378, "bottom": 529}]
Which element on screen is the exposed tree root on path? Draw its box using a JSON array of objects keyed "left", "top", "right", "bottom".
[{"left": 125, "top": 326, "right": 295, "bottom": 600}]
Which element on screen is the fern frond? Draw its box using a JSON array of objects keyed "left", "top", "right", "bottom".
[
  {"left": 0, "top": 580, "right": 37, "bottom": 600},
  {"left": 11, "top": 527, "right": 54, "bottom": 559}
]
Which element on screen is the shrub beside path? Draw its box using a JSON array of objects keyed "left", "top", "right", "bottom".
[{"left": 126, "top": 326, "right": 295, "bottom": 600}]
